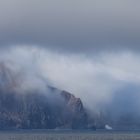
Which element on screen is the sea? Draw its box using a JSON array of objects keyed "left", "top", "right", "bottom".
[{"left": 1, "top": 130, "right": 140, "bottom": 140}]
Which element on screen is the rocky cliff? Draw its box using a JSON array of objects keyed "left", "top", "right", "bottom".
[
  {"left": 0, "top": 62, "right": 90, "bottom": 130},
  {"left": 0, "top": 87, "right": 88, "bottom": 129}
]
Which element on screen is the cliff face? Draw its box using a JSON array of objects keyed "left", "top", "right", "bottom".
[
  {"left": 0, "top": 62, "right": 88, "bottom": 130},
  {"left": 0, "top": 62, "right": 96, "bottom": 130},
  {"left": 0, "top": 88, "right": 88, "bottom": 130}
]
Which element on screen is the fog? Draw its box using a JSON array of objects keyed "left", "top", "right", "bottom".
[{"left": 0, "top": 46, "right": 140, "bottom": 121}]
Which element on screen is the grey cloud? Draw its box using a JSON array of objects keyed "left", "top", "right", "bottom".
[
  {"left": 1, "top": 46, "right": 140, "bottom": 115},
  {"left": 0, "top": 0, "right": 140, "bottom": 52}
]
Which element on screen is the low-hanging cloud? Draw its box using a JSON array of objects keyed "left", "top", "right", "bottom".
[{"left": 1, "top": 46, "right": 140, "bottom": 117}]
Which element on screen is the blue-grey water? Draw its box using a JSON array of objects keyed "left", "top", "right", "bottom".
[{"left": 1, "top": 130, "right": 140, "bottom": 140}]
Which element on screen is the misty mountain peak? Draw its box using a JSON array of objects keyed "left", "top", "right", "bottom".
[
  {"left": 0, "top": 61, "right": 91, "bottom": 130},
  {"left": 0, "top": 61, "right": 18, "bottom": 91}
]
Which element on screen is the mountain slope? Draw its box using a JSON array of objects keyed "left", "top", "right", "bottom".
[
  {"left": 0, "top": 87, "right": 88, "bottom": 129},
  {"left": 0, "top": 62, "right": 90, "bottom": 129}
]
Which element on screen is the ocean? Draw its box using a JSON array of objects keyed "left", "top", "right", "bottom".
[{"left": 1, "top": 130, "right": 140, "bottom": 140}]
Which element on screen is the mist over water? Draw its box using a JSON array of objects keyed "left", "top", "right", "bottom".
[{"left": 0, "top": 46, "right": 140, "bottom": 127}]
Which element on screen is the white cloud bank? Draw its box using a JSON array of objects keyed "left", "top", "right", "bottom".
[{"left": 1, "top": 46, "right": 140, "bottom": 113}]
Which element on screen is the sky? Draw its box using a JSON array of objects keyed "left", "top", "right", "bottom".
[
  {"left": 0, "top": 0, "right": 140, "bottom": 119},
  {"left": 0, "top": 0, "right": 140, "bottom": 52}
]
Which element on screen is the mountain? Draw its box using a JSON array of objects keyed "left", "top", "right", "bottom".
[
  {"left": 0, "top": 62, "right": 93, "bottom": 130},
  {"left": 0, "top": 87, "right": 89, "bottom": 129}
]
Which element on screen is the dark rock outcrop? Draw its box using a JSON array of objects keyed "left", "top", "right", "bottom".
[
  {"left": 0, "top": 87, "right": 89, "bottom": 130},
  {"left": 0, "top": 62, "right": 89, "bottom": 130}
]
